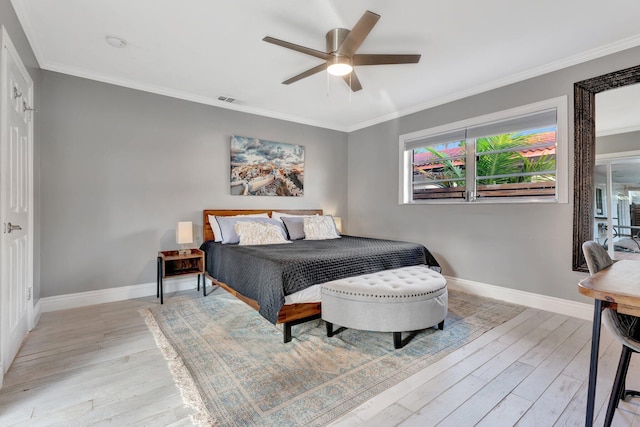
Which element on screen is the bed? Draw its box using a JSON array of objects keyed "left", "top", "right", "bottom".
[{"left": 201, "top": 209, "right": 441, "bottom": 342}]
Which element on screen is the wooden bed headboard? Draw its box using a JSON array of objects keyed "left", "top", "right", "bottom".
[{"left": 203, "top": 209, "right": 323, "bottom": 242}]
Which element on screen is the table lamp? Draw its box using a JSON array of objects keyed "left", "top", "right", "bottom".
[{"left": 176, "top": 221, "right": 193, "bottom": 255}]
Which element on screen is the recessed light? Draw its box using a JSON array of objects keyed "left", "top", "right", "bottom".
[{"left": 105, "top": 36, "right": 127, "bottom": 48}]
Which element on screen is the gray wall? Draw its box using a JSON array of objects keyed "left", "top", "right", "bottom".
[
  {"left": 1, "top": 0, "right": 40, "bottom": 302},
  {"left": 39, "top": 71, "right": 348, "bottom": 297},
  {"left": 597, "top": 130, "right": 640, "bottom": 155},
  {"left": 30, "top": 24, "right": 640, "bottom": 304},
  {"left": 347, "top": 46, "right": 640, "bottom": 304}
]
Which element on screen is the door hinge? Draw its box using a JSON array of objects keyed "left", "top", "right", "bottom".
[
  {"left": 27, "top": 287, "right": 32, "bottom": 301},
  {"left": 23, "top": 100, "right": 35, "bottom": 123}
]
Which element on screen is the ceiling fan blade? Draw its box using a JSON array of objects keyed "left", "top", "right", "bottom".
[
  {"left": 343, "top": 71, "right": 363, "bottom": 92},
  {"left": 282, "top": 63, "right": 327, "bottom": 85},
  {"left": 263, "top": 36, "right": 330, "bottom": 60},
  {"left": 353, "top": 54, "right": 421, "bottom": 66},
  {"left": 337, "top": 10, "right": 380, "bottom": 55}
]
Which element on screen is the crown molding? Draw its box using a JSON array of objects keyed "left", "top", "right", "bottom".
[
  {"left": 597, "top": 124, "right": 640, "bottom": 138},
  {"left": 42, "top": 62, "right": 349, "bottom": 132},
  {"left": 346, "top": 34, "right": 640, "bottom": 132},
  {"left": 12, "top": 0, "right": 640, "bottom": 133}
]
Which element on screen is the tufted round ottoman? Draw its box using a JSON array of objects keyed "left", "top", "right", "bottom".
[{"left": 321, "top": 265, "right": 448, "bottom": 349}]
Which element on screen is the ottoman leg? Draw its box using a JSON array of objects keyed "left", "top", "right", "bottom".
[
  {"left": 438, "top": 320, "right": 445, "bottom": 330},
  {"left": 326, "top": 321, "right": 334, "bottom": 337},
  {"left": 394, "top": 332, "right": 402, "bottom": 349}
]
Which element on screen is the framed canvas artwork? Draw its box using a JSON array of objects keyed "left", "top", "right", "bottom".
[{"left": 230, "top": 135, "right": 304, "bottom": 196}]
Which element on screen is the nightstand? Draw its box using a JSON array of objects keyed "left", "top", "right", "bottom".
[{"left": 157, "top": 249, "right": 205, "bottom": 304}]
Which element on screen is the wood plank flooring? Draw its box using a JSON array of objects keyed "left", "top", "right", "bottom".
[{"left": 1, "top": 288, "right": 640, "bottom": 426}]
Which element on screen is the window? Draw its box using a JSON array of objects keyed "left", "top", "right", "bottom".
[{"left": 400, "top": 97, "right": 568, "bottom": 204}]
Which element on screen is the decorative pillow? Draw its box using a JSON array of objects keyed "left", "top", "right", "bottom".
[
  {"left": 235, "top": 221, "right": 292, "bottom": 246},
  {"left": 216, "top": 216, "right": 282, "bottom": 244},
  {"left": 304, "top": 215, "right": 340, "bottom": 240},
  {"left": 281, "top": 216, "right": 306, "bottom": 240},
  {"left": 209, "top": 213, "right": 268, "bottom": 242}
]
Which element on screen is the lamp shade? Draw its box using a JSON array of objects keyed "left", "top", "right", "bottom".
[
  {"left": 176, "top": 221, "right": 193, "bottom": 245},
  {"left": 333, "top": 217, "right": 343, "bottom": 234}
]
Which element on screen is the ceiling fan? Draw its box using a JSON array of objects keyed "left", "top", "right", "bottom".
[{"left": 263, "top": 10, "right": 421, "bottom": 92}]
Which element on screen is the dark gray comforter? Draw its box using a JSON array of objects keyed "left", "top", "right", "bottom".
[{"left": 200, "top": 235, "right": 440, "bottom": 324}]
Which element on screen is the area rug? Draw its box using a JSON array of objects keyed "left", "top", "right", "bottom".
[{"left": 140, "top": 290, "right": 525, "bottom": 427}]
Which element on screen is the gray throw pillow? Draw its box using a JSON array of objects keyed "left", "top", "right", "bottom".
[{"left": 281, "top": 216, "right": 306, "bottom": 240}]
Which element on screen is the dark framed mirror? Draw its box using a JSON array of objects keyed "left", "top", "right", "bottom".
[{"left": 573, "top": 64, "right": 640, "bottom": 271}]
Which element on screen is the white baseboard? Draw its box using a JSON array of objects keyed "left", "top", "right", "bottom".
[
  {"left": 33, "top": 299, "right": 41, "bottom": 327},
  {"left": 40, "top": 277, "right": 209, "bottom": 313},
  {"left": 37, "top": 275, "right": 593, "bottom": 321},
  {"left": 445, "top": 275, "right": 593, "bottom": 321}
]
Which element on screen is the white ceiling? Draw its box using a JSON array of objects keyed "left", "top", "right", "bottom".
[{"left": 11, "top": 0, "right": 640, "bottom": 132}]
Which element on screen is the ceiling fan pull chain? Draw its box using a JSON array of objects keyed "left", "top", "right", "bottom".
[
  {"left": 349, "top": 74, "right": 352, "bottom": 103},
  {"left": 326, "top": 71, "right": 330, "bottom": 98}
]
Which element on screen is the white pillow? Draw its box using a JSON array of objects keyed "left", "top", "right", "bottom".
[
  {"left": 208, "top": 213, "right": 269, "bottom": 242},
  {"left": 217, "top": 217, "right": 283, "bottom": 244},
  {"left": 304, "top": 215, "right": 340, "bottom": 240},
  {"left": 235, "top": 221, "right": 292, "bottom": 246},
  {"left": 271, "top": 211, "right": 310, "bottom": 223}
]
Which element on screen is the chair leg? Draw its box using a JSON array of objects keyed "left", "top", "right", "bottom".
[
  {"left": 625, "top": 389, "right": 640, "bottom": 400},
  {"left": 618, "top": 349, "right": 632, "bottom": 405},
  {"left": 605, "top": 346, "right": 633, "bottom": 427},
  {"left": 620, "top": 348, "right": 640, "bottom": 402}
]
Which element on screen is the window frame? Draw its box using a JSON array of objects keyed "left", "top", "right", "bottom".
[{"left": 399, "top": 96, "right": 568, "bottom": 205}]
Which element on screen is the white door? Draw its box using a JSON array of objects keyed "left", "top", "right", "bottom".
[{"left": 0, "top": 26, "right": 34, "bottom": 379}]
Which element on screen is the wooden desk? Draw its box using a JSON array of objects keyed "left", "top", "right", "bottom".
[{"left": 578, "top": 260, "right": 640, "bottom": 427}]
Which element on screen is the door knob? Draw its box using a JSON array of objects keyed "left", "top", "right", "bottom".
[{"left": 7, "top": 223, "right": 22, "bottom": 233}]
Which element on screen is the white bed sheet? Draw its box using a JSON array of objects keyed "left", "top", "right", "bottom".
[{"left": 284, "top": 284, "right": 322, "bottom": 305}]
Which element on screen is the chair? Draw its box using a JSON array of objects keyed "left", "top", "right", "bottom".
[{"left": 582, "top": 240, "right": 640, "bottom": 426}]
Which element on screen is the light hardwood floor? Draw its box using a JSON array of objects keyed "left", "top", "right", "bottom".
[{"left": 1, "top": 288, "right": 640, "bottom": 426}]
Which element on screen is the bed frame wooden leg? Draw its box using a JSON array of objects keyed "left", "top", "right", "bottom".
[
  {"left": 282, "top": 313, "right": 322, "bottom": 343},
  {"left": 284, "top": 323, "right": 292, "bottom": 343}
]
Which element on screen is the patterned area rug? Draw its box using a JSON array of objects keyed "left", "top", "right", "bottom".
[{"left": 141, "top": 290, "right": 525, "bottom": 427}]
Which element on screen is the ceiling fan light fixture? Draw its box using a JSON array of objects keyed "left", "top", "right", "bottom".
[
  {"left": 263, "top": 10, "right": 419, "bottom": 91},
  {"left": 327, "top": 57, "right": 353, "bottom": 77}
]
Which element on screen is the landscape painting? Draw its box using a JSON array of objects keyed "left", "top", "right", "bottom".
[{"left": 230, "top": 135, "right": 304, "bottom": 196}]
